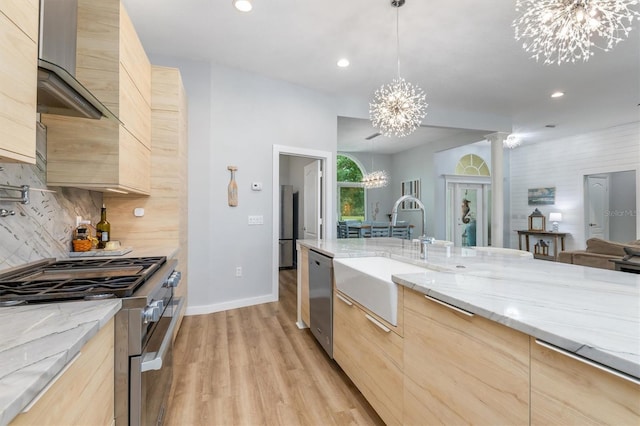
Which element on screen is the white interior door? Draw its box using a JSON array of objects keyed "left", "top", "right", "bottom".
[
  {"left": 585, "top": 175, "right": 610, "bottom": 240},
  {"left": 303, "top": 160, "right": 321, "bottom": 240},
  {"left": 446, "top": 181, "right": 490, "bottom": 247}
]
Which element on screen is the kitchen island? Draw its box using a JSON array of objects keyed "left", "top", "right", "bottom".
[{"left": 297, "top": 238, "right": 640, "bottom": 425}]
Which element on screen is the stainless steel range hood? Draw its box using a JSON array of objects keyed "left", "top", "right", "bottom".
[{"left": 37, "top": 0, "right": 117, "bottom": 120}]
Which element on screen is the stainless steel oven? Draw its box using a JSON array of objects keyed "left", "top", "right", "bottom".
[
  {"left": 114, "top": 259, "right": 182, "bottom": 426},
  {"left": 130, "top": 296, "right": 184, "bottom": 425}
]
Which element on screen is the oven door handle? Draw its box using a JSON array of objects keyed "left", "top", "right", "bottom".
[{"left": 141, "top": 297, "right": 184, "bottom": 372}]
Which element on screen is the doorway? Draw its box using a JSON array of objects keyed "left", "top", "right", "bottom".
[
  {"left": 584, "top": 170, "right": 637, "bottom": 242},
  {"left": 273, "top": 145, "right": 333, "bottom": 328},
  {"left": 445, "top": 176, "right": 491, "bottom": 246}
]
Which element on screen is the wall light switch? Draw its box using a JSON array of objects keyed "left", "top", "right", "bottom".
[
  {"left": 251, "top": 182, "right": 262, "bottom": 191},
  {"left": 248, "top": 215, "right": 264, "bottom": 225},
  {"left": 134, "top": 208, "right": 145, "bottom": 217}
]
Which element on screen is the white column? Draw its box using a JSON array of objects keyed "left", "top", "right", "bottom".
[{"left": 486, "top": 132, "right": 509, "bottom": 247}]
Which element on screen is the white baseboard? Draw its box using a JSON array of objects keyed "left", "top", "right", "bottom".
[{"left": 185, "top": 293, "right": 277, "bottom": 316}]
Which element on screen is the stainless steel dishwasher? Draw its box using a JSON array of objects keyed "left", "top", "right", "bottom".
[{"left": 308, "top": 249, "right": 333, "bottom": 358}]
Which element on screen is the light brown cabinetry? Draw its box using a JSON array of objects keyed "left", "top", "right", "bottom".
[
  {"left": 403, "top": 288, "right": 530, "bottom": 425},
  {"left": 0, "top": 0, "right": 37, "bottom": 163},
  {"left": 105, "top": 66, "right": 188, "bottom": 333},
  {"left": 43, "top": 0, "right": 151, "bottom": 194},
  {"left": 333, "top": 289, "right": 404, "bottom": 425},
  {"left": 10, "top": 318, "right": 115, "bottom": 426},
  {"left": 299, "top": 246, "right": 310, "bottom": 326},
  {"left": 531, "top": 338, "right": 640, "bottom": 425}
]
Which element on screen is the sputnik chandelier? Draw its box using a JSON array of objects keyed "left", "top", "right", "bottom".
[
  {"left": 514, "top": 0, "right": 640, "bottom": 65},
  {"left": 503, "top": 134, "right": 523, "bottom": 149},
  {"left": 362, "top": 170, "right": 390, "bottom": 189},
  {"left": 369, "top": 0, "right": 427, "bottom": 138},
  {"left": 361, "top": 135, "right": 389, "bottom": 189}
]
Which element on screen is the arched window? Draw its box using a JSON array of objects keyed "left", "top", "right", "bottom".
[
  {"left": 455, "top": 154, "right": 490, "bottom": 176},
  {"left": 337, "top": 155, "right": 365, "bottom": 221}
]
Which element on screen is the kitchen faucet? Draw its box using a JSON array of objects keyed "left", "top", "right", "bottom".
[{"left": 391, "top": 195, "right": 435, "bottom": 258}]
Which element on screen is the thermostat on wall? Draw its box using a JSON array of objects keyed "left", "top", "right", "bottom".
[
  {"left": 251, "top": 182, "right": 262, "bottom": 191},
  {"left": 133, "top": 208, "right": 145, "bottom": 217}
]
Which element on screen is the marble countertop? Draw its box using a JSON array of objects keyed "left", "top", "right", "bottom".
[
  {"left": 297, "top": 238, "right": 640, "bottom": 379},
  {"left": 0, "top": 246, "right": 178, "bottom": 425},
  {"left": 0, "top": 300, "right": 121, "bottom": 426}
]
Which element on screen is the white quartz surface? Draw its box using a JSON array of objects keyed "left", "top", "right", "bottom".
[
  {"left": 0, "top": 300, "right": 121, "bottom": 426},
  {"left": 298, "top": 238, "right": 640, "bottom": 379}
]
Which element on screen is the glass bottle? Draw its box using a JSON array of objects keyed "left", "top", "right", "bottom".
[{"left": 96, "top": 205, "right": 110, "bottom": 249}]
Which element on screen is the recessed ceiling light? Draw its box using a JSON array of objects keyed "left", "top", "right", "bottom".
[
  {"left": 233, "top": 0, "right": 252, "bottom": 12},
  {"left": 551, "top": 91, "right": 564, "bottom": 98},
  {"left": 337, "top": 58, "right": 350, "bottom": 68}
]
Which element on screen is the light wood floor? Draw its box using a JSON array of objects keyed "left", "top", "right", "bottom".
[{"left": 164, "top": 269, "right": 384, "bottom": 426}]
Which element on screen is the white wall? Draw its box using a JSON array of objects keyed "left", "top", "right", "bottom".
[
  {"left": 148, "top": 56, "right": 338, "bottom": 314},
  {"left": 509, "top": 122, "right": 640, "bottom": 250}
]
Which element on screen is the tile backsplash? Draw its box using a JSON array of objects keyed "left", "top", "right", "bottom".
[{"left": 0, "top": 127, "right": 103, "bottom": 269}]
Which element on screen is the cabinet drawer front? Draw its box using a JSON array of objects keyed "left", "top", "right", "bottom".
[
  {"left": 0, "top": 0, "right": 38, "bottom": 41},
  {"left": 334, "top": 291, "right": 403, "bottom": 425},
  {"left": 404, "top": 289, "right": 529, "bottom": 425},
  {"left": 120, "top": 63, "right": 151, "bottom": 149},
  {"left": 531, "top": 338, "right": 640, "bottom": 425},
  {"left": 119, "top": 126, "right": 150, "bottom": 193},
  {"left": 0, "top": 11, "right": 36, "bottom": 162},
  {"left": 120, "top": 6, "right": 151, "bottom": 106}
]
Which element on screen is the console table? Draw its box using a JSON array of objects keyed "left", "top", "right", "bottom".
[
  {"left": 516, "top": 230, "right": 568, "bottom": 261},
  {"left": 611, "top": 259, "right": 640, "bottom": 274}
]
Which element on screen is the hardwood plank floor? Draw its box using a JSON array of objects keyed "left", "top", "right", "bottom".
[{"left": 165, "top": 269, "right": 384, "bottom": 426}]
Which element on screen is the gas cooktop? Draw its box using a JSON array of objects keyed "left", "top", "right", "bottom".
[{"left": 0, "top": 257, "right": 166, "bottom": 306}]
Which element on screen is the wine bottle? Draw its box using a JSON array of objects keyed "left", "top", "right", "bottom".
[{"left": 96, "top": 205, "right": 110, "bottom": 249}]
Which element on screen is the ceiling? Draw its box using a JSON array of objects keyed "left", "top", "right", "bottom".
[{"left": 122, "top": 0, "right": 640, "bottom": 154}]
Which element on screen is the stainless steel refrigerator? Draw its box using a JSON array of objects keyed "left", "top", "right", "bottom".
[{"left": 279, "top": 185, "right": 294, "bottom": 268}]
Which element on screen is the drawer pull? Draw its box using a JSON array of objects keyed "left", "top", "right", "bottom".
[
  {"left": 365, "top": 313, "right": 391, "bottom": 333},
  {"left": 424, "top": 295, "right": 474, "bottom": 317},
  {"left": 336, "top": 293, "right": 353, "bottom": 306},
  {"left": 535, "top": 339, "right": 640, "bottom": 385}
]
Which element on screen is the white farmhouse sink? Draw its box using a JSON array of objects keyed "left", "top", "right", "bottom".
[{"left": 333, "top": 257, "right": 428, "bottom": 326}]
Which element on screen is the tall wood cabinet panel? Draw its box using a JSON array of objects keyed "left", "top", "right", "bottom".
[
  {"left": 10, "top": 319, "right": 115, "bottom": 426},
  {"left": 403, "top": 288, "right": 530, "bottom": 425},
  {"left": 42, "top": 0, "right": 151, "bottom": 194},
  {"left": 105, "top": 66, "right": 188, "bottom": 333},
  {"left": 0, "top": 0, "right": 37, "bottom": 163},
  {"left": 531, "top": 338, "right": 640, "bottom": 425},
  {"left": 299, "top": 246, "right": 310, "bottom": 326}
]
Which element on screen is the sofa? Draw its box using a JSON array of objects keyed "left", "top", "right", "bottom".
[{"left": 558, "top": 238, "right": 640, "bottom": 270}]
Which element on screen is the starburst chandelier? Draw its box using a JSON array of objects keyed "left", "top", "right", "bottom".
[
  {"left": 503, "top": 134, "right": 523, "bottom": 149},
  {"left": 370, "top": 0, "right": 427, "bottom": 138},
  {"left": 361, "top": 135, "right": 389, "bottom": 189},
  {"left": 362, "top": 170, "right": 390, "bottom": 189},
  {"left": 514, "top": 0, "right": 640, "bottom": 65}
]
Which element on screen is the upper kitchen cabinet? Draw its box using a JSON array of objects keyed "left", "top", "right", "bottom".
[
  {"left": 0, "top": 0, "right": 38, "bottom": 163},
  {"left": 105, "top": 65, "right": 188, "bottom": 336},
  {"left": 42, "top": 0, "right": 151, "bottom": 194}
]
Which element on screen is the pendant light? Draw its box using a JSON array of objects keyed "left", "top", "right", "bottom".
[
  {"left": 369, "top": 0, "right": 428, "bottom": 138},
  {"left": 361, "top": 135, "right": 389, "bottom": 189}
]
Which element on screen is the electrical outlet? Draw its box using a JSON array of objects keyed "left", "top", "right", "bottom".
[
  {"left": 235, "top": 266, "right": 242, "bottom": 277},
  {"left": 248, "top": 215, "right": 264, "bottom": 225}
]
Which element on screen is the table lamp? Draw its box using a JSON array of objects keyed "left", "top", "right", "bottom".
[{"left": 549, "top": 212, "right": 562, "bottom": 232}]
